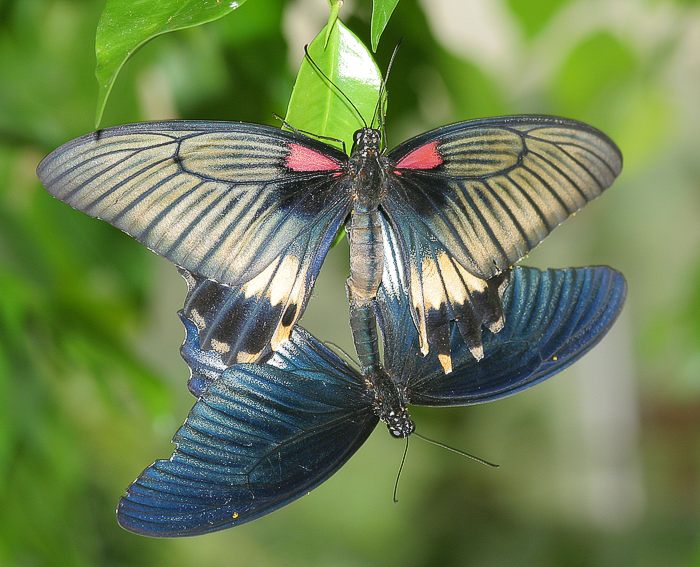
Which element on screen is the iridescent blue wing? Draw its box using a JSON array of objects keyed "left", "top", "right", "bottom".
[
  {"left": 377, "top": 233, "right": 626, "bottom": 405},
  {"left": 38, "top": 121, "right": 352, "bottom": 361},
  {"left": 118, "top": 327, "right": 377, "bottom": 537},
  {"left": 381, "top": 116, "right": 621, "bottom": 364}
]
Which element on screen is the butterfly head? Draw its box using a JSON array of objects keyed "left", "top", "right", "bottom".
[
  {"left": 367, "top": 367, "right": 415, "bottom": 439},
  {"left": 351, "top": 128, "right": 382, "bottom": 158}
]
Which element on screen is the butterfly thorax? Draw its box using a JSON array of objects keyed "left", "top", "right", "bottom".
[
  {"left": 366, "top": 367, "right": 415, "bottom": 438},
  {"left": 349, "top": 128, "right": 385, "bottom": 208}
]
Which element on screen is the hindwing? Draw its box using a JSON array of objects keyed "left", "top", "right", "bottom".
[
  {"left": 118, "top": 327, "right": 376, "bottom": 537},
  {"left": 380, "top": 213, "right": 508, "bottom": 372},
  {"left": 377, "top": 259, "right": 627, "bottom": 404}
]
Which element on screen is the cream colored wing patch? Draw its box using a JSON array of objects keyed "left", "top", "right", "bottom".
[{"left": 408, "top": 251, "right": 508, "bottom": 373}]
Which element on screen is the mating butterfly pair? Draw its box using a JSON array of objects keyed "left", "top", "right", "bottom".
[{"left": 37, "top": 112, "right": 624, "bottom": 536}]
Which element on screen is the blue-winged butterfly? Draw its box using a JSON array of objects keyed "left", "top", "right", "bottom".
[
  {"left": 115, "top": 218, "right": 627, "bottom": 537},
  {"left": 37, "top": 115, "right": 622, "bottom": 371}
]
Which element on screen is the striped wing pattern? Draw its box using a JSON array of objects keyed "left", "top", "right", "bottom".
[
  {"left": 118, "top": 326, "right": 377, "bottom": 537},
  {"left": 378, "top": 264, "right": 626, "bottom": 405},
  {"left": 386, "top": 116, "right": 623, "bottom": 281},
  {"left": 37, "top": 121, "right": 352, "bottom": 287}
]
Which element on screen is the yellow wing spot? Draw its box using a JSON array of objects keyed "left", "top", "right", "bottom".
[
  {"left": 189, "top": 308, "right": 206, "bottom": 329},
  {"left": 438, "top": 353, "right": 453, "bottom": 374},
  {"left": 436, "top": 252, "right": 467, "bottom": 305},
  {"left": 242, "top": 255, "right": 301, "bottom": 309},
  {"left": 270, "top": 319, "right": 295, "bottom": 351},
  {"left": 487, "top": 316, "right": 505, "bottom": 334},
  {"left": 420, "top": 257, "right": 444, "bottom": 310},
  {"left": 242, "top": 259, "right": 280, "bottom": 300},
  {"left": 210, "top": 338, "right": 231, "bottom": 355},
  {"left": 269, "top": 255, "right": 300, "bottom": 306},
  {"left": 236, "top": 350, "right": 259, "bottom": 363}
]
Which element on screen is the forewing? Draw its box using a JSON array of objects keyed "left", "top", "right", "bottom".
[
  {"left": 385, "top": 116, "right": 622, "bottom": 280},
  {"left": 37, "top": 121, "right": 352, "bottom": 287},
  {"left": 379, "top": 265, "right": 626, "bottom": 405},
  {"left": 118, "top": 329, "right": 377, "bottom": 537}
]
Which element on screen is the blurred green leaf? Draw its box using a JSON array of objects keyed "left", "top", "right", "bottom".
[
  {"left": 94, "top": 0, "right": 247, "bottom": 127},
  {"left": 284, "top": 19, "right": 382, "bottom": 153},
  {"left": 438, "top": 49, "right": 507, "bottom": 118},
  {"left": 371, "top": 0, "right": 400, "bottom": 51},
  {"left": 553, "top": 31, "right": 637, "bottom": 113},
  {"left": 505, "top": 0, "right": 569, "bottom": 38}
]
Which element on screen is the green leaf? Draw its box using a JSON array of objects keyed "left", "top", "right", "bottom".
[
  {"left": 284, "top": 19, "right": 382, "bottom": 154},
  {"left": 371, "top": 0, "right": 400, "bottom": 51},
  {"left": 505, "top": 0, "right": 570, "bottom": 38},
  {"left": 553, "top": 31, "right": 637, "bottom": 113},
  {"left": 94, "top": 0, "right": 247, "bottom": 127}
]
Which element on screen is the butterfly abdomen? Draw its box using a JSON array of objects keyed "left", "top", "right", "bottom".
[
  {"left": 347, "top": 207, "right": 384, "bottom": 303},
  {"left": 347, "top": 206, "right": 384, "bottom": 371}
]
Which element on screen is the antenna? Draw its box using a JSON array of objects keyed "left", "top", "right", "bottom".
[
  {"left": 372, "top": 39, "right": 402, "bottom": 150},
  {"left": 304, "top": 45, "right": 367, "bottom": 128},
  {"left": 371, "top": 40, "right": 401, "bottom": 127},
  {"left": 393, "top": 436, "right": 409, "bottom": 503},
  {"left": 413, "top": 432, "right": 500, "bottom": 469}
]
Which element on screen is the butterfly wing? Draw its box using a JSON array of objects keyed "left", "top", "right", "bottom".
[
  {"left": 118, "top": 326, "right": 377, "bottom": 537},
  {"left": 382, "top": 116, "right": 621, "bottom": 363},
  {"left": 407, "top": 266, "right": 626, "bottom": 405},
  {"left": 179, "top": 311, "right": 228, "bottom": 397},
  {"left": 38, "top": 121, "right": 352, "bottom": 360},
  {"left": 378, "top": 242, "right": 626, "bottom": 404}
]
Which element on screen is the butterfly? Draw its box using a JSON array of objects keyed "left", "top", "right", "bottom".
[
  {"left": 115, "top": 222, "right": 627, "bottom": 536},
  {"left": 37, "top": 116, "right": 622, "bottom": 371}
]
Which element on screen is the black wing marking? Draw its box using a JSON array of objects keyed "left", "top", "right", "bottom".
[{"left": 385, "top": 115, "right": 622, "bottom": 280}]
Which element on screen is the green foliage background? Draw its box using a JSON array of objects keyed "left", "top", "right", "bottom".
[{"left": 1, "top": 0, "right": 700, "bottom": 565}]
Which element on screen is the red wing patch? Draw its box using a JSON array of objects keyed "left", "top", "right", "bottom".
[
  {"left": 285, "top": 143, "right": 343, "bottom": 172},
  {"left": 394, "top": 141, "right": 443, "bottom": 171}
]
